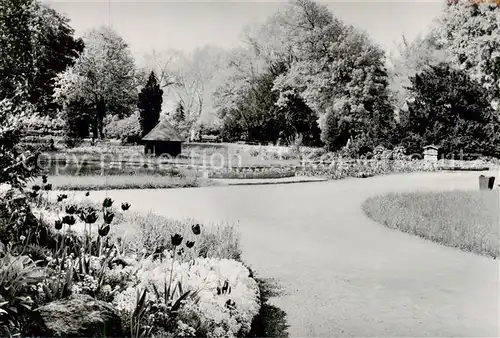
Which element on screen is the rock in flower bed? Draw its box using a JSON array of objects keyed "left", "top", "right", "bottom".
[{"left": 0, "top": 177, "right": 260, "bottom": 337}]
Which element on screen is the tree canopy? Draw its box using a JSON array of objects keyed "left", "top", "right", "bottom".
[
  {"left": 54, "top": 26, "right": 138, "bottom": 139},
  {"left": 0, "top": 0, "right": 83, "bottom": 113},
  {"left": 400, "top": 62, "right": 500, "bottom": 157}
]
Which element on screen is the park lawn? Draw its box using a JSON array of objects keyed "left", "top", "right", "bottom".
[
  {"left": 34, "top": 174, "right": 215, "bottom": 190},
  {"left": 362, "top": 190, "right": 500, "bottom": 258}
]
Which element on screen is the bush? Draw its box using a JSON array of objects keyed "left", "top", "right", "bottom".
[
  {"left": 0, "top": 98, "right": 40, "bottom": 187},
  {"left": 23, "top": 115, "right": 65, "bottom": 136},
  {"left": 104, "top": 113, "right": 142, "bottom": 144}
]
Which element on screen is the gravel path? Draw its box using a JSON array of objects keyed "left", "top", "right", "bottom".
[{"left": 67, "top": 170, "right": 499, "bottom": 337}]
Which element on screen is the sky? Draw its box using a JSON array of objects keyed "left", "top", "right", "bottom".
[{"left": 43, "top": 0, "right": 447, "bottom": 63}]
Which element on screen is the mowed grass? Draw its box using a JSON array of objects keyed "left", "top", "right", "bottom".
[
  {"left": 362, "top": 190, "right": 500, "bottom": 258},
  {"left": 35, "top": 175, "right": 215, "bottom": 190}
]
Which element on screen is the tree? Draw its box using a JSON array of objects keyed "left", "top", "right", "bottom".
[
  {"left": 54, "top": 26, "right": 138, "bottom": 139},
  {"left": 0, "top": 0, "right": 83, "bottom": 113},
  {"left": 401, "top": 62, "right": 500, "bottom": 157},
  {"left": 218, "top": 59, "right": 321, "bottom": 145},
  {"left": 172, "top": 102, "right": 186, "bottom": 123},
  {"left": 267, "top": 0, "right": 395, "bottom": 150},
  {"left": 138, "top": 71, "right": 163, "bottom": 136},
  {"left": 30, "top": 4, "right": 84, "bottom": 116},
  {"left": 0, "top": 0, "right": 41, "bottom": 101},
  {"left": 388, "top": 33, "right": 450, "bottom": 115},
  {"left": 432, "top": 1, "right": 500, "bottom": 104}
]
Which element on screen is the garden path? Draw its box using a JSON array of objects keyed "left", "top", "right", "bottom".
[{"left": 70, "top": 170, "right": 499, "bottom": 337}]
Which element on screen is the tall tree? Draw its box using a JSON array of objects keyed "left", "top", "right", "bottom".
[
  {"left": 268, "top": 0, "right": 396, "bottom": 150},
  {"left": 54, "top": 26, "right": 138, "bottom": 139},
  {"left": 401, "top": 62, "right": 500, "bottom": 157},
  {"left": 388, "top": 33, "right": 450, "bottom": 115},
  {"left": 0, "top": 0, "right": 41, "bottom": 100},
  {"left": 432, "top": 0, "right": 500, "bottom": 105},
  {"left": 138, "top": 71, "right": 163, "bottom": 137},
  {"left": 30, "top": 4, "right": 84, "bottom": 116},
  {"left": 0, "top": 1, "right": 83, "bottom": 112}
]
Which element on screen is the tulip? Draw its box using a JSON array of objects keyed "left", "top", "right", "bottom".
[
  {"left": 65, "top": 237, "right": 73, "bottom": 247},
  {"left": 186, "top": 241, "right": 195, "bottom": 248},
  {"left": 56, "top": 194, "right": 65, "bottom": 202},
  {"left": 102, "top": 197, "right": 113, "bottom": 208},
  {"left": 121, "top": 202, "right": 131, "bottom": 211},
  {"left": 62, "top": 215, "right": 75, "bottom": 226},
  {"left": 43, "top": 184, "right": 52, "bottom": 191},
  {"left": 171, "top": 234, "right": 183, "bottom": 246},
  {"left": 85, "top": 191, "right": 90, "bottom": 197},
  {"left": 65, "top": 205, "right": 78, "bottom": 215},
  {"left": 103, "top": 211, "right": 115, "bottom": 224},
  {"left": 81, "top": 207, "right": 98, "bottom": 224},
  {"left": 191, "top": 224, "right": 201, "bottom": 235},
  {"left": 98, "top": 224, "right": 110, "bottom": 237},
  {"left": 32, "top": 185, "right": 41, "bottom": 192},
  {"left": 42, "top": 175, "right": 48, "bottom": 184},
  {"left": 54, "top": 220, "right": 63, "bottom": 230}
]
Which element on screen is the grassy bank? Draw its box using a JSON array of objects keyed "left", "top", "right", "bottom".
[
  {"left": 33, "top": 175, "right": 213, "bottom": 190},
  {"left": 362, "top": 190, "right": 500, "bottom": 258}
]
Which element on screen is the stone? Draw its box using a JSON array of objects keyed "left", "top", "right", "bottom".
[{"left": 24, "top": 294, "right": 124, "bottom": 337}]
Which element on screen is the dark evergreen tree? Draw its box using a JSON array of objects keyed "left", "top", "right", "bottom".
[
  {"left": 138, "top": 71, "right": 163, "bottom": 137},
  {"left": 173, "top": 102, "right": 186, "bottom": 123},
  {"left": 400, "top": 62, "right": 500, "bottom": 158}
]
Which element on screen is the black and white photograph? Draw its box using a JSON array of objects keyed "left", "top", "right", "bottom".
[{"left": 0, "top": 0, "right": 499, "bottom": 336}]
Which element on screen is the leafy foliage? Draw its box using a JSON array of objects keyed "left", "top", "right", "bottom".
[
  {"left": 433, "top": 1, "right": 500, "bottom": 104},
  {"left": 28, "top": 4, "right": 84, "bottom": 116},
  {"left": 104, "top": 113, "right": 142, "bottom": 144},
  {"left": 0, "top": 0, "right": 40, "bottom": 101},
  {"left": 217, "top": 57, "right": 321, "bottom": 145},
  {"left": 0, "top": 98, "right": 40, "bottom": 187},
  {"left": 0, "top": 0, "right": 83, "bottom": 114},
  {"left": 400, "top": 62, "right": 500, "bottom": 157},
  {"left": 0, "top": 249, "right": 45, "bottom": 336},
  {"left": 54, "top": 26, "right": 138, "bottom": 140}
]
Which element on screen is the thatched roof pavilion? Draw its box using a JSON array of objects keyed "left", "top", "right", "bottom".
[{"left": 142, "top": 120, "right": 184, "bottom": 157}]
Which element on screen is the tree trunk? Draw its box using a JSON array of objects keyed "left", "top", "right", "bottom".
[{"left": 96, "top": 100, "right": 106, "bottom": 140}]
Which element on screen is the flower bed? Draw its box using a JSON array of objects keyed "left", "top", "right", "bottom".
[
  {"left": 113, "top": 256, "right": 259, "bottom": 337},
  {"left": 297, "top": 158, "right": 494, "bottom": 179},
  {"left": 0, "top": 177, "right": 260, "bottom": 337},
  {"left": 208, "top": 166, "right": 296, "bottom": 179}
]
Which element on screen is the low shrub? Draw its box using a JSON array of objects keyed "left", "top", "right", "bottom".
[
  {"left": 104, "top": 114, "right": 142, "bottom": 145},
  {"left": 23, "top": 115, "right": 65, "bottom": 136}
]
